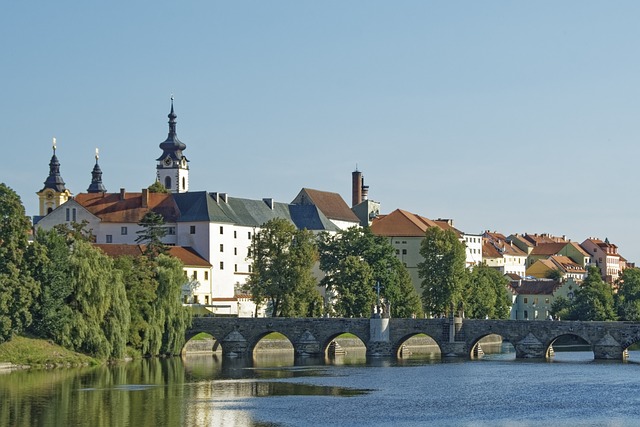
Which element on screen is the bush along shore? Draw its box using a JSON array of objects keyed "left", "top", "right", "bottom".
[{"left": 0, "top": 336, "right": 98, "bottom": 370}]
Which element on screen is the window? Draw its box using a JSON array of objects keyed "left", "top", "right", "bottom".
[
  {"left": 65, "top": 208, "right": 70, "bottom": 221},
  {"left": 248, "top": 265, "right": 252, "bottom": 273},
  {"left": 396, "top": 249, "right": 400, "bottom": 255},
  {"left": 524, "top": 310, "right": 529, "bottom": 320},
  {"left": 190, "top": 225, "right": 196, "bottom": 234},
  {"left": 165, "top": 176, "right": 171, "bottom": 189},
  {"left": 167, "top": 226, "right": 176, "bottom": 235},
  {"left": 121, "top": 226, "right": 128, "bottom": 235},
  {"left": 234, "top": 247, "right": 237, "bottom": 255},
  {"left": 545, "top": 298, "right": 550, "bottom": 304},
  {"left": 234, "top": 230, "right": 237, "bottom": 238},
  {"left": 182, "top": 177, "right": 186, "bottom": 190},
  {"left": 402, "top": 249, "right": 407, "bottom": 255},
  {"left": 234, "top": 264, "right": 238, "bottom": 272},
  {"left": 192, "top": 271, "right": 198, "bottom": 280},
  {"left": 204, "top": 271, "right": 208, "bottom": 280},
  {"left": 220, "top": 226, "right": 223, "bottom": 234},
  {"left": 523, "top": 297, "right": 528, "bottom": 304},
  {"left": 219, "top": 262, "right": 224, "bottom": 270},
  {"left": 205, "top": 296, "right": 209, "bottom": 305},
  {"left": 220, "top": 244, "right": 224, "bottom": 252},
  {"left": 248, "top": 231, "right": 252, "bottom": 239},
  {"left": 401, "top": 241, "right": 407, "bottom": 244},
  {"left": 106, "top": 235, "right": 112, "bottom": 243},
  {"left": 193, "top": 295, "right": 199, "bottom": 304},
  {"left": 72, "top": 208, "right": 77, "bottom": 222}
]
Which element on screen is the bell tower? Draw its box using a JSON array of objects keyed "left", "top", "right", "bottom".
[
  {"left": 37, "top": 137, "right": 71, "bottom": 216},
  {"left": 156, "top": 97, "right": 189, "bottom": 193},
  {"left": 87, "top": 148, "right": 107, "bottom": 193}
]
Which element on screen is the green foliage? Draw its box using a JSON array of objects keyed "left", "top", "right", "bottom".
[
  {"left": 116, "top": 254, "right": 190, "bottom": 356},
  {"left": 615, "top": 268, "right": 640, "bottom": 321},
  {"left": 0, "top": 183, "right": 39, "bottom": 343},
  {"left": 155, "top": 255, "right": 191, "bottom": 355},
  {"left": 246, "top": 218, "right": 321, "bottom": 317},
  {"left": 55, "top": 240, "right": 131, "bottom": 359},
  {"left": 318, "top": 227, "right": 423, "bottom": 318},
  {"left": 566, "top": 266, "right": 616, "bottom": 321},
  {"left": 135, "top": 211, "right": 168, "bottom": 256},
  {"left": 549, "top": 296, "right": 572, "bottom": 320},
  {"left": 53, "top": 220, "right": 95, "bottom": 243},
  {"left": 148, "top": 181, "right": 169, "bottom": 193},
  {"left": 545, "top": 269, "right": 563, "bottom": 281},
  {"left": 466, "top": 264, "right": 511, "bottom": 319},
  {"left": 331, "top": 256, "right": 376, "bottom": 317},
  {"left": 418, "top": 227, "right": 468, "bottom": 317}
]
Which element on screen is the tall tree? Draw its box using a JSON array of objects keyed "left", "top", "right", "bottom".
[
  {"left": 0, "top": 183, "right": 39, "bottom": 343},
  {"left": 246, "top": 218, "right": 321, "bottom": 317},
  {"left": 136, "top": 211, "right": 168, "bottom": 256},
  {"left": 331, "top": 256, "right": 376, "bottom": 317},
  {"left": 318, "top": 227, "right": 423, "bottom": 318},
  {"left": 155, "top": 254, "right": 191, "bottom": 355},
  {"left": 418, "top": 227, "right": 468, "bottom": 317},
  {"left": 567, "top": 265, "right": 616, "bottom": 321},
  {"left": 615, "top": 268, "right": 640, "bottom": 320},
  {"left": 466, "top": 264, "right": 511, "bottom": 319}
]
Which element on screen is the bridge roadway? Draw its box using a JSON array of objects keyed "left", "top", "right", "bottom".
[{"left": 185, "top": 316, "right": 640, "bottom": 360}]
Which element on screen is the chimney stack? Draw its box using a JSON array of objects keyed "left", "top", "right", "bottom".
[
  {"left": 352, "top": 169, "right": 362, "bottom": 207},
  {"left": 120, "top": 188, "right": 126, "bottom": 200}
]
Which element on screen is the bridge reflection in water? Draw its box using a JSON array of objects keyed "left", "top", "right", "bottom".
[{"left": 184, "top": 317, "right": 640, "bottom": 361}]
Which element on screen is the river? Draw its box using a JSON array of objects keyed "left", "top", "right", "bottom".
[{"left": 3, "top": 347, "right": 640, "bottom": 426}]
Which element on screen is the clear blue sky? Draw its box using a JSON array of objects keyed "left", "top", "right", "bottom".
[{"left": 3, "top": 2, "right": 640, "bottom": 262}]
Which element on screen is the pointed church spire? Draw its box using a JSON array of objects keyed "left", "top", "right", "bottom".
[
  {"left": 40, "top": 137, "right": 67, "bottom": 192},
  {"left": 87, "top": 148, "right": 107, "bottom": 193},
  {"left": 157, "top": 96, "right": 187, "bottom": 161}
]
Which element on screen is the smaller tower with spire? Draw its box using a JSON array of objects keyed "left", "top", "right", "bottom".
[
  {"left": 37, "top": 137, "right": 72, "bottom": 216},
  {"left": 87, "top": 148, "right": 107, "bottom": 193},
  {"left": 156, "top": 96, "right": 189, "bottom": 193}
]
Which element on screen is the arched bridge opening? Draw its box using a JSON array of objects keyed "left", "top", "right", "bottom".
[
  {"left": 323, "top": 332, "right": 367, "bottom": 365},
  {"left": 469, "top": 334, "right": 516, "bottom": 360},
  {"left": 182, "top": 331, "right": 223, "bottom": 356},
  {"left": 547, "top": 333, "right": 593, "bottom": 362},
  {"left": 252, "top": 331, "right": 295, "bottom": 367},
  {"left": 394, "top": 333, "right": 441, "bottom": 361}
]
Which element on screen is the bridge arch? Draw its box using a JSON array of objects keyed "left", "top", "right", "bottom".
[
  {"left": 393, "top": 333, "right": 442, "bottom": 359},
  {"left": 321, "top": 332, "right": 368, "bottom": 357},
  {"left": 468, "top": 333, "right": 516, "bottom": 359},
  {"left": 545, "top": 333, "right": 593, "bottom": 360}
]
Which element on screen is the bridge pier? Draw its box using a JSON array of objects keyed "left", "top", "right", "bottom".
[
  {"left": 367, "top": 316, "right": 393, "bottom": 357},
  {"left": 221, "top": 329, "right": 249, "bottom": 358}
]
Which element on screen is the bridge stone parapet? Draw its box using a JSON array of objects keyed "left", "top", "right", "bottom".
[{"left": 185, "top": 317, "right": 640, "bottom": 360}]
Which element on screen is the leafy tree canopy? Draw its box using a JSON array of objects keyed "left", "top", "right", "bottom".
[
  {"left": 0, "top": 183, "right": 39, "bottom": 343},
  {"left": 418, "top": 227, "right": 468, "bottom": 317},
  {"left": 566, "top": 266, "right": 616, "bottom": 321},
  {"left": 466, "top": 264, "right": 511, "bottom": 319},
  {"left": 318, "top": 227, "right": 422, "bottom": 318},
  {"left": 148, "top": 181, "right": 169, "bottom": 193},
  {"left": 136, "top": 210, "right": 168, "bottom": 256},
  {"left": 246, "top": 218, "right": 321, "bottom": 317}
]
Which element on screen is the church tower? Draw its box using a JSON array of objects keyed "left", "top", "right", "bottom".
[
  {"left": 87, "top": 148, "right": 107, "bottom": 193},
  {"left": 156, "top": 97, "right": 189, "bottom": 193},
  {"left": 37, "top": 137, "right": 71, "bottom": 216}
]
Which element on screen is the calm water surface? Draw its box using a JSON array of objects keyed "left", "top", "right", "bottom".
[{"left": 3, "top": 348, "right": 640, "bottom": 426}]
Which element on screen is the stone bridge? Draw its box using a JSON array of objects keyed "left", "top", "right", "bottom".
[{"left": 185, "top": 317, "right": 640, "bottom": 360}]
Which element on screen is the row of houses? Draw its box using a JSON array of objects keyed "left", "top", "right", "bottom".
[{"left": 32, "top": 103, "right": 632, "bottom": 319}]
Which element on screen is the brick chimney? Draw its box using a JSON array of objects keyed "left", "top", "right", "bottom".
[{"left": 352, "top": 169, "right": 362, "bottom": 207}]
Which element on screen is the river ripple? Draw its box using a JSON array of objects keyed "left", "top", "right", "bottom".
[{"left": 2, "top": 350, "right": 640, "bottom": 426}]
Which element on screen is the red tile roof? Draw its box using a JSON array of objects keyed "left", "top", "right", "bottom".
[
  {"left": 294, "top": 188, "right": 360, "bottom": 223},
  {"left": 370, "top": 209, "right": 439, "bottom": 237},
  {"left": 508, "top": 279, "right": 562, "bottom": 295},
  {"left": 94, "top": 244, "right": 210, "bottom": 267},
  {"left": 530, "top": 242, "right": 567, "bottom": 256},
  {"left": 75, "top": 191, "right": 179, "bottom": 223}
]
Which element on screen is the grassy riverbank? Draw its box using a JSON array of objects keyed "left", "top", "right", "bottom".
[{"left": 0, "top": 336, "right": 97, "bottom": 369}]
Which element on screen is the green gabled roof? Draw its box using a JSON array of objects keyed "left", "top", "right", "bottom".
[
  {"left": 173, "top": 192, "right": 339, "bottom": 231},
  {"left": 173, "top": 191, "right": 234, "bottom": 223},
  {"left": 225, "top": 197, "right": 293, "bottom": 227}
]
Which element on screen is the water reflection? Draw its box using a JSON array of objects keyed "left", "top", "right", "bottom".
[{"left": 3, "top": 348, "right": 640, "bottom": 427}]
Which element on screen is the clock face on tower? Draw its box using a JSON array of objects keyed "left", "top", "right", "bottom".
[
  {"left": 164, "top": 157, "right": 172, "bottom": 167},
  {"left": 46, "top": 191, "right": 54, "bottom": 200}
]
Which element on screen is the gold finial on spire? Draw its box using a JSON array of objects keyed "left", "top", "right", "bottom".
[
  {"left": 95, "top": 148, "right": 99, "bottom": 160},
  {"left": 52, "top": 137, "right": 57, "bottom": 151}
]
